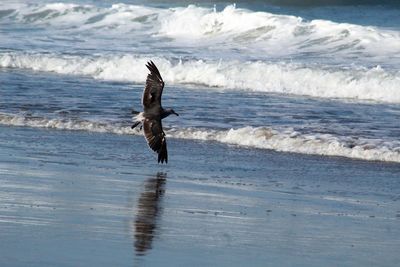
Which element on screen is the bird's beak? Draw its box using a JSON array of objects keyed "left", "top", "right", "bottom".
[{"left": 173, "top": 111, "right": 179, "bottom": 116}]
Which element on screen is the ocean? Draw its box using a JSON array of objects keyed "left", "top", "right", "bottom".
[
  {"left": 0, "top": 1, "right": 399, "bottom": 266},
  {"left": 1, "top": 0, "right": 400, "bottom": 162}
]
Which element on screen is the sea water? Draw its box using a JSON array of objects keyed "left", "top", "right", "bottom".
[{"left": 0, "top": 0, "right": 400, "bottom": 162}]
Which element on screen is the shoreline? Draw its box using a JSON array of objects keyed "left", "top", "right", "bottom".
[{"left": 2, "top": 118, "right": 400, "bottom": 164}]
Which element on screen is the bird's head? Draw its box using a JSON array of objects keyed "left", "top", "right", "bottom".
[{"left": 161, "top": 108, "right": 179, "bottom": 119}]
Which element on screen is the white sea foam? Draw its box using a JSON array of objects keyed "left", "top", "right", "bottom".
[
  {"left": 1, "top": 52, "right": 399, "bottom": 103},
  {"left": 0, "top": 113, "right": 135, "bottom": 135},
  {"left": 1, "top": 3, "right": 400, "bottom": 58},
  {"left": 158, "top": 4, "right": 400, "bottom": 57},
  {"left": 0, "top": 2, "right": 158, "bottom": 33},
  {"left": 170, "top": 127, "right": 400, "bottom": 163},
  {"left": 1, "top": 113, "right": 399, "bottom": 163}
]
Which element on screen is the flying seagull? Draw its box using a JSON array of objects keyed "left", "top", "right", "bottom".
[{"left": 132, "top": 61, "right": 179, "bottom": 164}]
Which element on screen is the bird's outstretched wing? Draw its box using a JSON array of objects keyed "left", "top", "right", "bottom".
[
  {"left": 143, "top": 118, "right": 168, "bottom": 164},
  {"left": 142, "top": 61, "right": 164, "bottom": 111}
]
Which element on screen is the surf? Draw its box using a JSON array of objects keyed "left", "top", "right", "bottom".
[
  {"left": 1, "top": 112, "right": 399, "bottom": 163},
  {"left": 1, "top": 3, "right": 400, "bottom": 60},
  {"left": 1, "top": 52, "right": 399, "bottom": 103}
]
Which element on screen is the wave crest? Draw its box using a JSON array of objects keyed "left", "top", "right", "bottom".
[{"left": 1, "top": 3, "right": 400, "bottom": 57}]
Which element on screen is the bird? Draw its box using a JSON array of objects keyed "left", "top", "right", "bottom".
[{"left": 131, "top": 61, "right": 179, "bottom": 164}]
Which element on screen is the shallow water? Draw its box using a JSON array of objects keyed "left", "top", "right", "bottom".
[{"left": 1, "top": 69, "right": 400, "bottom": 162}]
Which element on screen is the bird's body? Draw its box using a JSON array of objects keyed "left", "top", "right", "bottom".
[{"left": 132, "top": 61, "right": 178, "bottom": 164}]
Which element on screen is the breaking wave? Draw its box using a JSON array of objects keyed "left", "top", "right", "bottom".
[
  {"left": 1, "top": 52, "right": 399, "bottom": 103},
  {"left": 157, "top": 4, "right": 400, "bottom": 56},
  {"left": 1, "top": 112, "right": 399, "bottom": 163},
  {"left": 1, "top": 3, "right": 400, "bottom": 58}
]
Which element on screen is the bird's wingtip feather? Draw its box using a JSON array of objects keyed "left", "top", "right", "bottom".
[{"left": 146, "top": 60, "right": 162, "bottom": 81}]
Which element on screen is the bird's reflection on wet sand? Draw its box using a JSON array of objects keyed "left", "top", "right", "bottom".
[{"left": 134, "top": 172, "right": 166, "bottom": 256}]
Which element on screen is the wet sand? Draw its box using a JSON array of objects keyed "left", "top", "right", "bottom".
[{"left": 1, "top": 125, "right": 400, "bottom": 267}]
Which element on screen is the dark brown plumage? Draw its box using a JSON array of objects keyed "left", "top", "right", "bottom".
[
  {"left": 143, "top": 118, "right": 168, "bottom": 164},
  {"left": 132, "top": 61, "right": 178, "bottom": 164},
  {"left": 142, "top": 61, "right": 164, "bottom": 111}
]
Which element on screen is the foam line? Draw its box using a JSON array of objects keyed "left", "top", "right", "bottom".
[
  {"left": 1, "top": 52, "right": 399, "bottom": 103},
  {"left": 1, "top": 113, "right": 399, "bottom": 163}
]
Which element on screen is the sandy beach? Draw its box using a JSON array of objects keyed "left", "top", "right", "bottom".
[{"left": 1, "top": 125, "right": 399, "bottom": 267}]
